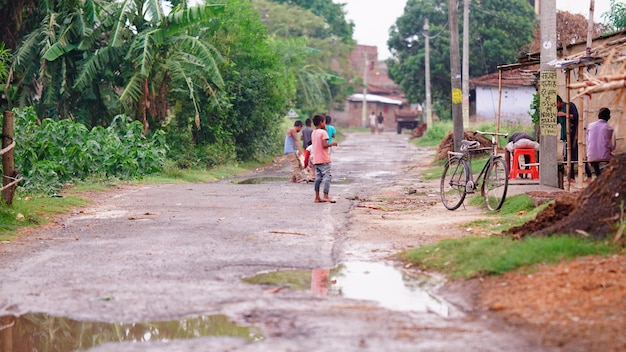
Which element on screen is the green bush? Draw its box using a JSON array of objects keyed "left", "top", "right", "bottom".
[{"left": 11, "top": 107, "right": 167, "bottom": 194}]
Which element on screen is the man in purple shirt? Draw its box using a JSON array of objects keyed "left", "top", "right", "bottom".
[{"left": 586, "top": 107, "right": 616, "bottom": 177}]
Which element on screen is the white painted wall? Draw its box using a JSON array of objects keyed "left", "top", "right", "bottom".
[{"left": 475, "top": 85, "right": 535, "bottom": 125}]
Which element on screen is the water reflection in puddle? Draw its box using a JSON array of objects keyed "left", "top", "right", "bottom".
[
  {"left": 0, "top": 313, "right": 262, "bottom": 352},
  {"left": 331, "top": 262, "right": 450, "bottom": 316},
  {"left": 244, "top": 261, "right": 453, "bottom": 317}
]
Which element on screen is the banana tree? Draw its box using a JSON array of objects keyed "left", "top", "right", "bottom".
[
  {"left": 73, "top": 0, "right": 226, "bottom": 133},
  {"left": 10, "top": 0, "right": 99, "bottom": 119}
]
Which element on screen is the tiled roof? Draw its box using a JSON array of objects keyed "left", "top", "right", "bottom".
[{"left": 471, "top": 65, "right": 539, "bottom": 88}]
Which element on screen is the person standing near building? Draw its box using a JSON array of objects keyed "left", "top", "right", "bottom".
[
  {"left": 312, "top": 114, "right": 338, "bottom": 203},
  {"left": 376, "top": 112, "right": 385, "bottom": 134},
  {"left": 556, "top": 95, "right": 591, "bottom": 181},
  {"left": 284, "top": 120, "right": 305, "bottom": 183},
  {"left": 586, "top": 107, "right": 616, "bottom": 178},
  {"left": 369, "top": 111, "right": 377, "bottom": 134}
]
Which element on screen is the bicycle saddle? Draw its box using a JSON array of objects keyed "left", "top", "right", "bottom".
[{"left": 460, "top": 140, "right": 480, "bottom": 151}]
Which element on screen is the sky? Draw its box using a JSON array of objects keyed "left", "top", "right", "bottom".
[{"left": 335, "top": 0, "right": 619, "bottom": 60}]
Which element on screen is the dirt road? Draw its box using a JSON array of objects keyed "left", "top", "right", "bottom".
[{"left": 0, "top": 131, "right": 551, "bottom": 351}]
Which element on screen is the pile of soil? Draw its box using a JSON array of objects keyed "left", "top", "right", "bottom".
[
  {"left": 506, "top": 153, "right": 626, "bottom": 240},
  {"left": 505, "top": 193, "right": 578, "bottom": 239}
]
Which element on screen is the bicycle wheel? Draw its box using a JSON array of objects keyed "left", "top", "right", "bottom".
[
  {"left": 440, "top": 157, "right": 469, "bottom": 210},
  {"left": 483, "top": 157, "right": 508, "bottom": 211}
]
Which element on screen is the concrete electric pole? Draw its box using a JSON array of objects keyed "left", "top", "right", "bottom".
[
  {"left": 462, "top": 0, "right": 470, "bottom": 128},
  {"left": 424, "top": 18, "right": 433, "bottom": 128},
  {"left": 539, "top": 0, "right": 558, "bottom": 187},
  {"left": 449, "top": 0, "right": 463, "bottom": 151}
]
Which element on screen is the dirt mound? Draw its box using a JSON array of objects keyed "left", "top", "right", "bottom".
[
  {"left": 506, "top": 153, "right": 626, "bottom": 240},
  {"left": 505, "top": 194, "right": 577, "bottom": 239}
]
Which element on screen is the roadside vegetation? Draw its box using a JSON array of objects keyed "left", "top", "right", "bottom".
[
  {"left": 404, "top": 121, "right": 624, "bottom": 279},
  {"left": 401, "top": 192, "right": 623, "bottom": 280},
  {"left": 402, "top": 234, "right": 620, "bottom": 279}
]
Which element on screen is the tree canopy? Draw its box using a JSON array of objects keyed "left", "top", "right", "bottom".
[
  {"left": 603, "top": 0, "right": 626, "bottom": 32},
  {"left": 2, "top": 0, "right": 310, "bottom": 167},
  {"left": 254, "top": 0, "right": 354, "bottom": 116},
  {"left": 267, "top": 0, "right": 354, "bottom": 43},
  {"left": 387, "top": 0, "right": 536, "bottom": 119}
]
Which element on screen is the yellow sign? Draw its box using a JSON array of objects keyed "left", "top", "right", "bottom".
[
  {"left": 452, "top": 88, "right": 462, "bottom": 105},
  {"left": 539, "top": 71, "right": 557, "bottom": 136}
]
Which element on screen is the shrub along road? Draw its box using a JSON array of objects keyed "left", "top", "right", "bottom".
[{"left": 0, "top": 131, "right": 552, "bottom": 351}]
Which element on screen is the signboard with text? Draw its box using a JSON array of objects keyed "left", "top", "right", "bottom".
[{"left": 539, "top": 71, "right": 557, "bottom": 136}]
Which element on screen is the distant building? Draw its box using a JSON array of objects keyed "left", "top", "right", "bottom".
[
  {"left": 331, "top": 45, "right": 413, "bottom": 130},
  {"left": 471, "top": 68, "right": 537, "bottom": 124}
]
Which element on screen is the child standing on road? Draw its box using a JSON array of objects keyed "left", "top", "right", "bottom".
[{"left": 311, "top": 114, "right": 338, "bottom": 203}]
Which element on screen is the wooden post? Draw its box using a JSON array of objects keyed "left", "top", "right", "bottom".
[
  {"left": 497, "top": 69, "right": 502, "bottom": 134},
  {"left": 2, "top": 110, "right": 16, "bottom": 205},
  {"left": 565, "top": 72, "right": 572, "bottom": 191},
  {"left": 0, "top": 315, "right": 14, "bottom": 352}
]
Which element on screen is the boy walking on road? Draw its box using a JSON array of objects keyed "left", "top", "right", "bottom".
[{"left": 311, "top": 114, "right": 338, "bottom": 203}]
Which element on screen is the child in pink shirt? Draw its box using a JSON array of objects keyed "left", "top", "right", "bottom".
[{"left": 311, "top": 114, "right": 338, "bottom": 203}]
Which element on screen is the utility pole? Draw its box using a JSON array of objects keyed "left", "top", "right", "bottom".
[
  {"left": 449, "top": 0, "right": 463, "bottom": 151},
  {"left": 361, "top": 50, "right": 369, "bottom": 128},
  {"left": 539, "top": 0, "right": 558, "bottom": 187},
  {"left": 577, "top": 0, "right": 595, "bottom": 184},
  {"left": 424, "top": 18, "right": 433, "bottom": 128},
  {"left": 462, "top": 0, "right": 470, "bottom": 128}
]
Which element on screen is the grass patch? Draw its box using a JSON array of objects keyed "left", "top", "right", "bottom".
[
  {"left": 401, "top": 235, "right": 621, "bottom": 279},
  {"left": 465, "top": 194, "right": 544, "bottom": 233},
  {"left": 145, "top": 158, "right": 274, "bottom": 184},
  {"left": 0, "top": 194, "right": 88, "bottom": 240},
  {"left": 412, "top": 121, "right": 452, "bottom": 148}
]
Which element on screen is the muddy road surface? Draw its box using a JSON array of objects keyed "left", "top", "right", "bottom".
[{"left": 0, "top": 131, "right": 549, "bottom": 351}]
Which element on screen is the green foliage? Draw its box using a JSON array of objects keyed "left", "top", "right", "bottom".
[
  {"left": 10, "top": 0, "right": 103, "bottom": 120},
  {"left": 466, "top": 194, "right": 543, "bottom": 234},
  {"left": 402, "top": 235, "right": 620, "bottom": 279},
  {"left": 189, "top": 0, "right": 290, "bottom": 160},
  {"left": 412, "top": 120, "right": 453, "bottom": 147},
  {"left": 266, "top": 0, "right": 355, "bottom": 44},
  {"left": 388, "top": 0, "right": 536, "bottom": 112},
  {"left": 12, "top": 107, "right": 167, "bottom": 194},
  {"left": 603, "top": 0, "right": 626, "bottom": 32},
  {"left": 0, "top": 42, "right": 10, "bottom": 83},
  {"left": 252, "top": 0, "right": 352, "bottom": 118},
  {"left": 529, "top": 92, "right": 540, "bottom": 126}
]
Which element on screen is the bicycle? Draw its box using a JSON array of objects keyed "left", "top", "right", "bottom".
[{"left": 440, "top": 130, "right": 509, "bottom": 211}]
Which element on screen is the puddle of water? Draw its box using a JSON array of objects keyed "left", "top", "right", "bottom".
[
  {"left": 0, "top": 313, "right": 262, "bottom": 351},
  {"left": 361, "top": 170, "right": 395, "bottom": 178},
  {"left": 331, "top": 262, "right": 450, "bottom": 316},
  {"left": 243, "top": 261, "right": 452, "bottom": 317},
  {"left": 234, "top": 177, "right": 287, "bottom": 184}
]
